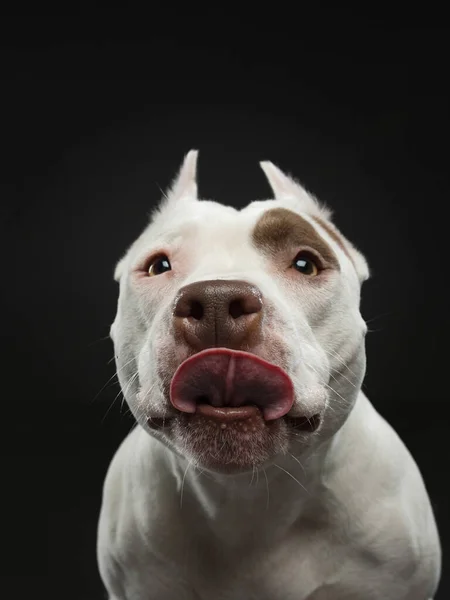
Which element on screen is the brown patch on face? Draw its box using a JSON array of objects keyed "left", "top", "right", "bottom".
[
  {"left": 310, "top": 215, "right": 356, "bottom": 269},
  {"left": 252, "top": 208, "right": 340, "bottom": 270}
]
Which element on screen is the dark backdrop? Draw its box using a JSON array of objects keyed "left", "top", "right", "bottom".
[{"left": 2, "top": 24, "right": 449, "bottom": 600}]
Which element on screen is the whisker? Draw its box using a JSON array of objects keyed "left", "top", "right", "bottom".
[
  {"left": 121, "top": 371, "right": 140, "bottom": 412},
  {"left": 180, "top": 460, "right": 191, "bottom": 509},
  {"left": 297, "top": 337, "right": 358, "bottom": 383},
  {"left": 157, "top": 183, "right": 169, "bottom": 201},
  {"left": 322, "top": 381, "right": 348, "bottom": 406},
  {"left": 273, "top": 463, "right": 310, "bottom": 495},
  {"left": 263, "top": 468, "right": 270, "bottom": 510},
  {"left": 101, "top": 369, "right": 138, "bottom": 424},
  {"left": 364, "top": 312, "right": 392, "bottom": 326},
  {"left": 86, "top": 334, "right": 111, "bottom": 348},
  {"left": 91, "top": 355, "right": 136, "bottom": 405},
  {"left": 324, "top": 348, "right": 358, "bottom": 378},
  {"left": 289, "top": 452, "right": 307, "bottom": 476},
  {"left": 101, "top": 394, "right": 121, "bottom": 424},
  {"left": 330, "top": 367, "right": 357, "bottom": 389},
  {"left": 299, "top": 355, "right": 350, "bottom": 409}
]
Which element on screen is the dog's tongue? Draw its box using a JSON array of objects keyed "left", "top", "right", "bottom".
[{"left": 170, "top": 348, "right": 294, "bottom": 421}]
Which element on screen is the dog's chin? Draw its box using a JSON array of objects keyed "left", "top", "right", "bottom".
[{"left": 146, "top": 409, "right": 321, "bottom": 474}]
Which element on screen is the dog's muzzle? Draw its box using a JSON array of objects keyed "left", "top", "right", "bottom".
[{"left": 170, "top": 280, "right": 294, "bottom": 423}]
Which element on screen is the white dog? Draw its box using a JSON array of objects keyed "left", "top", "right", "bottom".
[{"left": 97, "top": 151, "right": 441, "bottom": 600}]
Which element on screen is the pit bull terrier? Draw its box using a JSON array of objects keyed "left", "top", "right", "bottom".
[{"left": 97, "top": 151, "right": 441, "bottom": 599}]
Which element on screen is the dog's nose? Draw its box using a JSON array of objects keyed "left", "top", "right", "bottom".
[{"left": 174, "top": 280, "right": 263, "bottom": 351}]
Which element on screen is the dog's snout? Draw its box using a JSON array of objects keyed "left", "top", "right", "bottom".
[{"left": 174, "top": 280, "right": 263, "bottom": 350}]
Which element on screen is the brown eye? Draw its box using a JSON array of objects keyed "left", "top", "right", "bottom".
[
  {"left": 148, "top": 255, "right": 172, "bottom": 276},
  {"left": 293, "top": 253, "right": 319, "bottom": 276}
]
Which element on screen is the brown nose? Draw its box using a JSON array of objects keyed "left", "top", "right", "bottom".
[{"left": 173, "top": 280, "right": 263, "bottom": 351}]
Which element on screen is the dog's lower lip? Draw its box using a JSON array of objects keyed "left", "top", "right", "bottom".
[
  {"left": 147, "top": 411, "right": 320, "bottom": 433},
  {"left": 196, "top": 404, "right": 260, "bottom": 422}
]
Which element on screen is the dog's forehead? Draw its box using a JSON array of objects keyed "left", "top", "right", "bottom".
[
  {"left": 134, "top": 198, "right": 264, "bottom": 251},
  {"left": 141, "top": 197, "right": 333, "bottom": 251}
]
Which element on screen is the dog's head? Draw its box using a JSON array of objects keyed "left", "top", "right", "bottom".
[{"left": 111, "top": 151, "right": 369, "bottom": 474}]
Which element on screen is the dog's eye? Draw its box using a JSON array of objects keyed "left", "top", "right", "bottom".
[
  {"left": 292, "top": 253, "right": 319, "bottom": 276},
  {"left": 148, "top": 255, "right": 172, "bottom": 276}
]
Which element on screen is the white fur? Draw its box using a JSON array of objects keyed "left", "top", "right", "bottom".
[{"left": 98, "top": 151, "right": 441, "bottom": 599}]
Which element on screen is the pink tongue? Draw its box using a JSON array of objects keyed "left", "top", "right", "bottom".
[{"left": 170, "top": 348, "right": 294, "bottom": 421}]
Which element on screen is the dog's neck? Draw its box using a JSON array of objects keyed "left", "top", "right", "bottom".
[{"left": 163, "top": 400, "right": 360, "bottom": 547}]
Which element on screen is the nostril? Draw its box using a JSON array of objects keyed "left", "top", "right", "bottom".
[
  {"left": 229, "top": 299, "right": 245, "bottom": 319},
  {"left": 229, "top": 294, "right": 262, "bottom": 319},
  {"left": 189, "top": 301, "right": 204, "bottom": 320}
]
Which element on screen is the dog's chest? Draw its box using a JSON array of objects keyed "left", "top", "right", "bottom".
[
  {"left": 124, "top": 516, "right": 402, "bottom": 600},
  {"left": 187, "top": 528, "right": 358, "bottom": 600}
]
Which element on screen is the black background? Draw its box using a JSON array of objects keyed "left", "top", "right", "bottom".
[{"left": 2, "top": 22, "right": 449, "bottom": 600}]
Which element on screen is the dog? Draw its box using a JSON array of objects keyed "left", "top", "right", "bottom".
[{"left": 97, "top": 151, "right": 441, "bottom": 600}]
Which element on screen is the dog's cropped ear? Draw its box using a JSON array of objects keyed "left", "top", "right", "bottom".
[
  {"left": 166, "top": 149, "right": 199, "bottom": 203},
  {"left": 260, "top": 161, "right": 302, "bottom": 200},
  {"left": 260, "top": 160, "right": 331, "bottom": 218}
]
